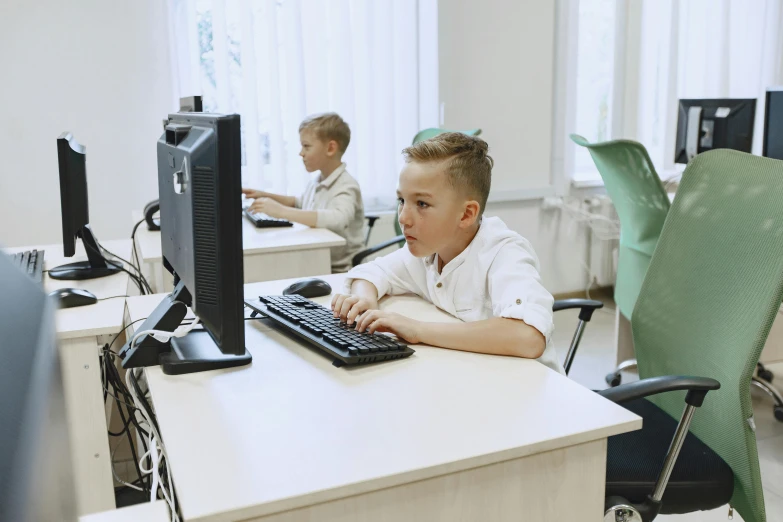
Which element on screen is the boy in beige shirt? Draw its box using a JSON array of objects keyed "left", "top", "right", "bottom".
[{"left": 242, "top": 113, "right": 365, "bottom": 273}]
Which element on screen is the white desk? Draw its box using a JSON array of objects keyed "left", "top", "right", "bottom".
[
  {"left": 133, "top": 211, "right": 346, "bottom": 293},
  {"left": 6, "top": 240, "right": 133, "bottom": 516},
  {"left": 126, "top": 274, "right": 641, "bottom": 522},
  {"left": 79, "top": 500, "right": 170, "bottom": 522}
]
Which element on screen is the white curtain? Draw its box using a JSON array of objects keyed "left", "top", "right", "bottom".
[
  {"left": 167, "top": 0, "right": 438, "bottom": 210},
  {"left": 633, "top": 0, "right": 783, "bottom": 168}
]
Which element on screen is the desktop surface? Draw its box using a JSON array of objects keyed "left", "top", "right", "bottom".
[
  {"left": 134, "top": 212, "right": 345, "bottom": 263},
  {"left": 5, "top": 239, "right": 132, "bottom": 339},
  {"left": 126, "top": 274, "right": 641, "bottom": 522}
]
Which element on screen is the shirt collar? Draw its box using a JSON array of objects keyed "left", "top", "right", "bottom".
[
  {"left": 428, "top": 219, "right": 485, "bottom": 277},
  {"left": 317, "top": 163, "right": 347, "bottom": 189}
]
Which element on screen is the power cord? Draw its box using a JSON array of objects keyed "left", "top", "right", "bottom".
[
  {"left": 97, "top": 240, "right": 153, "bottom": 294},
  {"left": 99, "top": 295, "right": 130, "bottom": 301},
  {"left": 82, "top": 240, "right": 149, "bottom": 295},
  {"left": 127, "top": 368, "right": 180, "bottom": 521}
]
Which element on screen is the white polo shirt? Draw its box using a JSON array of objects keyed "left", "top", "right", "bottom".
[
  {"left": 295, "top": 163, "right": 365, "bottom": 273},
  {"left": 344, "top": 216, "right": 561, "bottom": 374}
]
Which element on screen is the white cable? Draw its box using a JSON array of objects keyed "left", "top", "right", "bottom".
[
  {"left": 559, "top": 196, "right": 621, "bottom": 241},
  {"left": 149, "top": 430, "right": 160, "bottom": 503},
  {"left": 131, "top": 317, "right": 201, "bottom": 350},
  {"left": 126, "top": 369, "right": 180, "bottom": 522},
  {"left": 110, "top": 437, "right": 144, "bottom": 492}
]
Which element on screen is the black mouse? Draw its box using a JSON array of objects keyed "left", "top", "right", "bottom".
[
  {"left": 49, "top": 288, "right": 98, "bottom": 308},
  {"left": 282, "top": 278, "right": 332, "bottom": 298}
]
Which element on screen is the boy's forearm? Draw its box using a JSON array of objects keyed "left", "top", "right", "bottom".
[
  {"left": 350, "top": 279, "right": 379, "bottom": 305},
  {"left": 279, "top": 207, "right": 318, "bottom": 227},
  {"left": 260, "top": 192, "right": 296, "bottom": 207},
  {"left": 416, "top": 317, "right": 546, "bottom": 359}
]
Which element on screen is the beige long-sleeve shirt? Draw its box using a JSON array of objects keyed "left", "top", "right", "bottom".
[{"left": 295, "top": 163, "right": 365, "bottom": 273}]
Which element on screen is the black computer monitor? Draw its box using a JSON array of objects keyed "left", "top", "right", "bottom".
[
  {"left": 50, "top": 132, "right": 122, "bottom": 280},
  {"left": 0, "top": 254, "right": 76, "bottom": 521},
  {"left": 763, "top": 88, "right": 783, "bottom": 160},
  {"left": 674, "top": 98, "right": 757, "bottom": 164},
  {"left": 119, "top": 112, "right": 251, "bottom": 375}
]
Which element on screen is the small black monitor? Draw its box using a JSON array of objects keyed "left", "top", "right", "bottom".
[
  {"left": 0, "top": 253, "right": 76, "bottom": 521},
  {"left": 51, "top": 133, "right": 122, "bottom": 280},
  {"left": 674, "top": 98, "right": 757, "bottom": 164},
  {"left": 763, "top": 88, "right": 783, "bottom": 160},
  {"left": 120, "top": 112, "right": 251, "bottom": 374}
]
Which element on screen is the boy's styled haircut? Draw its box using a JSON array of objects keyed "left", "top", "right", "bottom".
[
  {"left": 402, "top": 132, "right": 493, "bottom": 215},
  {"left": 299, "top": 112, "right": 351, "bottom": 154}
]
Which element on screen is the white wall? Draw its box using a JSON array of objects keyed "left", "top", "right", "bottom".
[
  {"left": 438, "top": 0, "right": 592, "bottom": 295},
  {"left": 438, "top": 0, "right": 556, "bottom": 194},
  {"left": 0, "top": 0, "right": 174, "bottom": 247}
]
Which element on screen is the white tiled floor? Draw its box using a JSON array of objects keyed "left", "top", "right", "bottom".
[{"left": 551, "top": 305, "right": 783, "bottom": 522}]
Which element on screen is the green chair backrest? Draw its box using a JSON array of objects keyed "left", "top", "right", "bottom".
[
  {"left": 632, "top": 150, "right": 783, "bottom": 522},
  {"left": 570, "top": 135, "right": 670, "bottom": 320},
  {"left": 392, "top": 128, "right": 483, "bottom": 236}
]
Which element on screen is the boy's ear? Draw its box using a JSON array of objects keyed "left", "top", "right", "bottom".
[
  {"left": 326, "top": 140, "right": 339, "bottom": 156},
  {"left": 459, "top": 200, "right": 481, "bottom": 228}
]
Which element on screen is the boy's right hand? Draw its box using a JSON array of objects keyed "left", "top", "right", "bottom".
[
  {"left": 331, "top": 294, "right": 379, "bottom": 325},
  {"left": 241, "top": 188, "right": 265, "bottom": 199}
]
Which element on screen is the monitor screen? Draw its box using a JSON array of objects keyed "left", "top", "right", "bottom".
[
  {"left": 0, "top": 253, "right": 76, "bottom": 521},
  {"left": 674, "top": 98, "right": 756, "bottom": 164},
  {"left": 157, "top": 112, "right": 246, "bottom": 355},
  {"left": 763, "top": 88, "right": 783, "bottom": 160},
  {"left": 56, "top": 133, "right": 89, "bottom": 258}
]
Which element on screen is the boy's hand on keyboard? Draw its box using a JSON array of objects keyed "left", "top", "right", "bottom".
[
  {"left": 331, "top": 294, "right": 378, "bottom": 325},
  {"left": 354, "top": 310, "right": 422, "bottom": 344},
  {"left": 249, "top": 197, "right": 285, "bottom": 218},
  {"left": 241, "top": 188, "right": 266, "bottom": 199}
]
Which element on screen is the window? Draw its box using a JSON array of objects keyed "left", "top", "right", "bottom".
[
  {"left": 167, "top": 0, "right": 438, "bottom": 210},
  {"left": 565, "top": 0, "right": 783, "bottom": 185},
  {"left": 572, "top": 0, "right": 618, "bottom": 182}
]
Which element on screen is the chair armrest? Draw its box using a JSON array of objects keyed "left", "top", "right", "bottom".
[
  {"left": 598, "top": 375, "right": 721, "bottom": 407},
  {"left": 553, "top": 298, "right": 604, "bottom": 321},
  {"left": 365, "top": 215, "right": 381, "bottom": 226},
  {"left": 352, "top": 235, "right": 406, "bottom": 266}
]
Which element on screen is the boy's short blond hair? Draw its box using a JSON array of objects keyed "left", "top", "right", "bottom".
[
  {"left": 402, "top": 132, "right": 493, "bottom": 215},
  {"left": 299, "top": 112, "right": 351, "bottom": 154}
]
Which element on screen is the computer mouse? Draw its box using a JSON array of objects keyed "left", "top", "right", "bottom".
[
  {"left": 49, "top": 288, "right": 98, "bottom": 308},
  {"left": 282, "top": 278, "right": 332, "bottom": 298}
]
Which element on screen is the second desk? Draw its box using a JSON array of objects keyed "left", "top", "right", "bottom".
[{"left": 133, "top": 212, "right": 346, "bottom": 292}]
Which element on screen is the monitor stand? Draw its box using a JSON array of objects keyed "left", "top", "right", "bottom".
[
  {"left": 49, "top": 224, "right": 123, "bottom": 280},
  {"left": 119, "top": 280, "right": 252, "bottom": 375}
]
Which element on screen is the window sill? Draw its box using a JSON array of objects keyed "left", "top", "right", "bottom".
[{"left": 570, "top": 163, "right": 684, "bottom": 190}]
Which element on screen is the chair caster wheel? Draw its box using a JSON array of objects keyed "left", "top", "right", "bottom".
[
  {"left": 604, "top": 505, "right": 642, "bottom": 522},
  {"left": 774, "top": 405, "right": 783, "bottom": 423},
  {"left": 606, "top": 372, "right": 622, "bottom": 387},
  {"left": 759, "top": 369, "right": 774, "bottom": 382}
]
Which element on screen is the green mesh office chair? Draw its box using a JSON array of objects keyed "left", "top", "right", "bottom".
[
  {"left": 571, "top": 135, "right": 783, "bottom": 422},
  {"left": 598, "top": 149, "right": 783, "bottom": 522},
  {"left": 570, "top": 134, "right": 670, "bottom": 386}
]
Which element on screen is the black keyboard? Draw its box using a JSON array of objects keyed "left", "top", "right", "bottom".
[
  {"left": 243, "top": 209, "right": 294, "bottom": 228},
  {"left": 246, "top": 295, "right": 415, "bottom": 367},
  {"left": 11, "top": 249, "right": 45, "bottom": 284}
]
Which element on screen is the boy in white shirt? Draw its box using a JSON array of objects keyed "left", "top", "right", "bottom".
[
  {"left": 242, "top": 113, "right": 365, "bottom": 273},
  {"left": 331, "top": 132, "right": 561, "bottom": 373}
]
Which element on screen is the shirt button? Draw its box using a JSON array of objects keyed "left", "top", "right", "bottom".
[
  {"left": 436, "top": 282, "right": 443, "bottom": 288},
  {"left": 516, "top": 299, "right": 522, "bottom": 305}
]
